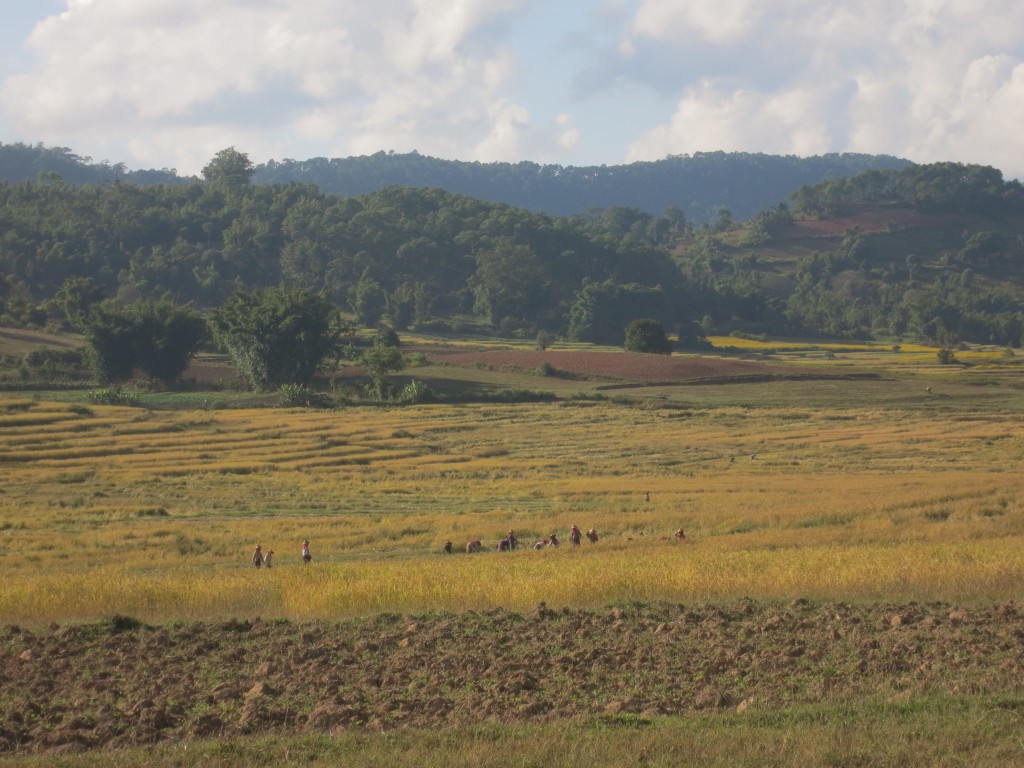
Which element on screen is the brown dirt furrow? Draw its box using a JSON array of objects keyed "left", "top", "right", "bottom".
[{"left": 2, "top": 600, "right": 1023, "bottom": 754}]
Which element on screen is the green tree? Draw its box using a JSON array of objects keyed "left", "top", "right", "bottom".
[
  {"left": 53, "top": 276, "right": 106, "bottom": 331},
  {"left": 201, "top": 147, "right": 255, "bottom": 190},
  {"left": 83, "top": 300, "right": 205, "bottom": 385},
  {"left": 387, "top": 283, "right": 415, "bottom": 330},
  {"left": 351, "top": 271, "right": 386, "bottom": 327},
  {"left": 362, "top": 336, "right": 404, "bottom": 400},
  {"left": 210, "top": 287, "right": 341, "bottom": 390},
  {"left": 133, "top": 301, "right": 207, "bottom": 384},
  {"left": 567, "top": 280, "right": 672, "bottom": 344},
  {"left": 624, "top": 318, "right": 672, "bottom": 355},
  {"left": 83, "top": 301, "right": 141, "bottom": 383}
]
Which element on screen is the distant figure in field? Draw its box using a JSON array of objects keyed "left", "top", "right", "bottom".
[
  {"left": 507, "top": 530, "right": 518, "bottom": 551},
  {"left": 466, "top": 540, "right": 482, "bottom": 553},
  {"left": 548, "top": 533, "right": 560, "bottom": 548},
  {"left": 301, "top": 539, "right": 312, "bottom": 564},
  {"left": 533, "top": 538, "right": 549, "bottom": 550},
  {"left": 674, "top": 529, "right": 686, "bottom": 542},
  {"left": 586, "top": 528, "right": 599, "bottom": 543},
  {"left": 252, "top": 544, "right": 263, "bottom": 569},
  {"left": 925, "top": 386, "right": 932, "bottom": 393},
  {"left": 443, "top": 540, "right": 453, "bottom": 554},
  {"left": 569, "top": 524, "right": 581, "bottom": 547},
  {"left": 497, "top": 539, "right": 511, "bottom": 552},
  {"left": 263, "top": 549, "right": 274, "bottom": 568},
  {"left": 644, "top": 491, "right": 650, "bottom": 502}
]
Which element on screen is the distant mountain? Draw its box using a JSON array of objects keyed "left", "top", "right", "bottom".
[
  {"left": 253, "top": 151, "right": 912, "bottom": 221},
  {"left": 0, "top": 141, "right": 910, "bottom": 222}
]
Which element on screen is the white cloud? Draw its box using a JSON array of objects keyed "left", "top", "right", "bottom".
[
  {"left": 555, "top": 113, "right": 579, "bottom": 151},
  {"left": 622, "top": 0, "right": 1024, "bottom": 177},
  {"left": 1, "top": 0, "right": 541, "bottom": 173}
]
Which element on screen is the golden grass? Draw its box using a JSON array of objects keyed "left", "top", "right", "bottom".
[{"left": 3, "top": 394, "right": 1024, "bottom": 624}]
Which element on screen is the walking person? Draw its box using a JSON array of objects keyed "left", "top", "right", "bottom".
[
  {"left": 263, "top": 549, "right": 274, "bottom": 568},
  {"left": 301, "top": 539, "right": 312, "bottom": 564},
  {"left": 252, "top": 544, "right": 263, "bottom": 569},
  {"left": 569, "top": 524, "right": 581, "bottom": 547}
]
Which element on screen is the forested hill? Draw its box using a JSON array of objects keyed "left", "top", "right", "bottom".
[
  {"left": 252, "top": 151, "right": 911, "bottom": 220},
  {"left": 0, "top": 142, "right": 909, "bottom": 221},
  {"left": 3, "top": 147, "right": 1023, "bottom": 346}
]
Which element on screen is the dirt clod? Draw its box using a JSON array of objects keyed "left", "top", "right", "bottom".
[{"left": 2, "top": 600, "right": 1023, "bottom": 753}]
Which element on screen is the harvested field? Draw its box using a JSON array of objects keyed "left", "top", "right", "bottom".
[
  {"left": 429, "top": 350, "right": 794, "bottom": 383},
  {"left": 2, "top": 600, "right": 1022, "bottom": 754}
]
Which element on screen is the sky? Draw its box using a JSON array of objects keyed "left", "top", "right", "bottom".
[{"left": 1, "top": 0, "right": 1023, "bottom": 179}]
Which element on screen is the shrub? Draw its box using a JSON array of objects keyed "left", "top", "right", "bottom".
[
  {"left": 400, "top": 379, "right": 435, "bottom": 404},
  {"left": 624, "top": 319, "right": 672, "bottom": 355},
  {"left": 279, "top": 384, "right": 333, "bottom": 408},
  {"left": 87, "top": 387, "right": 139, "bottom": 406}
]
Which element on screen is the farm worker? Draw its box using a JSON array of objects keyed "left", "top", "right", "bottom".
[
  {"left": 548, "top": 533, "right": 560, "bottom": 548},
  {"left": 569, "top": 525, "right": 581, "bottom": 546},
  {"left": 586, "top": 528, "right": 599, "bottom": 543},
  {"left": 645, "top": 491, "right": 650, "bottom": 502},
  {"left": 507, "top": 530, "right": 518, "bottom": 551},
  {"left": 466, "top": 540, "right": 482, "bottom": 553},
  {"left": 534, "top": 538, "right": 548, "bottom": 550},
  {"left": 252, "top": 545, "right": 263, "bottom": 569},
  {"left": 675, "top": 529, "right": 686, "bottom": 542},
  {"left": 443, "top": 540, "right": 453, "bottom": 554},
  {"left": 264, "top": 549, "right": 274, "bottom": 568},
  {"left": 301, "top": 540, "right": 312, "bottom": 564}
]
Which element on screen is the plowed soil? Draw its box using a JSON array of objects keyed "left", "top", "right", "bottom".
[{"left": 3, "top": 600, "right": 1023, "bottom": 754}]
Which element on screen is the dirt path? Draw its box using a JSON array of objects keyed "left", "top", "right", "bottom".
[{"left": 2, "top": 600, "right": 1022, "bottom": 753}]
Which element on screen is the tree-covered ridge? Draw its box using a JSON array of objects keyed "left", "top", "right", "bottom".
[
  {"left": 790, "top": 162, "right": 1024, "bottom": 218},
  {"left": 0, "top": 142, "right": 910, "bottom": 220},
  {"left": 669, "top": 162, "right": 1024, "bottom": 345},
  {"left": 254, "top": 150, "right": 911, "bottom": 220},
  {"left": 0, "top": 142, "right": 190, "bottom": 186},
  {"left": 0, "top": 175, "right": 687, "bottom": 339},
  {"left": 2, "top": 154, "right": 1024, "bottom": 347}
]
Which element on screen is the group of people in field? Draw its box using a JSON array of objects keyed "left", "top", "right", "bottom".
[
  {"left": 251, "top": 539, "right": 313, "bottom": 569},
  {"left": 253, "top": 489, "right": 689, "bottom": 565},
  {"left": 448, "top": 523, "right": 605, "bottom": 555},
  {"left": 446, "top": 524, "right": 687, "bottom": 554}
]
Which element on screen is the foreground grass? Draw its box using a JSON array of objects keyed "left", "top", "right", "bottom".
[{"left": 3, "top": 697, "right": 1022, "bottom": 767}]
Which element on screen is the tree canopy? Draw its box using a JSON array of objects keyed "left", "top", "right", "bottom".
[{"left": 210, "top": 287, "right": 342, "bottom": 390}]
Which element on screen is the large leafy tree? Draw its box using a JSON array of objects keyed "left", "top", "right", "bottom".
[
  {"left": 201, "top": 147, "right": 255, "bottom": 190},
  {"left": 210, "top": 287, "right": 341, "bottom": 390},
  {"left": 84, "top": 300, "right": 206, "bottom": 385}
]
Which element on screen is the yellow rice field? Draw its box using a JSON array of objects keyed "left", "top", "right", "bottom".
[{"left": 2, "top": 393, "right": 1024, "bottom": 624}]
